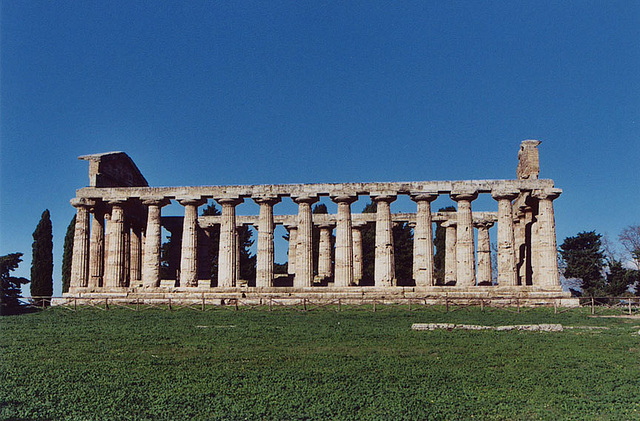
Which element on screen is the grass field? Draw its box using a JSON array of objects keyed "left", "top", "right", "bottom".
[{"left": 2, "top": 305, "right": 640, "bottom": 420}]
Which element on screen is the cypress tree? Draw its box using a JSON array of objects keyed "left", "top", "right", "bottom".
[
  {"left": 61, "top": 215, "right": 76, "bottom": 294},
  {"left": 0, "top": 253, "right": 30, "bottom": 315},
  {"left": 31, "top": 209, "right": 53, "bottom": 304}
]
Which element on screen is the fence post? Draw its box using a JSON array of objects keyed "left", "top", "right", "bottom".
[
  {"left": 74, "top": 297, "right": 77, "bottom": 311},
  {"left": 408, "top": 299, "right": 412, "bottom": 312},
  {"left": 338, "top": 298, "right": 342, "bottom": 312},
  {"left": 105, "top": 298, "right": 109, "bottom": 310},
  {"left": 202, "top": 297, "right": 205, "bottom": 312},
  {"left": 373, "top": 301, "right": 377, "bottom": 312},
  {"left": 628, "top": 298, "right": 632, "bottom": 315},
  {"left": 303, "top": 298, "right": 307, "bottom": 312},
  {"left": 445, "top": 297, "right": 449, "bottom": 313},
  {"left": 168, "top": 298, "right": 172, "bottom": 311},
  {"left": 235, "top": 299, "right": 239, "bottom": 311},
  {"left": 516, "top": 298, "right": 520, "bottom": 314},
  {"left": 269, "top": 297, "right": 272, "bottom": 312},
  {"left": 136, "top": 298, "right": 140, "bottom": 312},
  {"left": 480, "top": 300, "right": 484, "bottom": 312},
  {"left": 591, "top": 296, "right": 595, "bottom": 315},
  {"left": 554, "top": 300, "right": 558, "bottom": 314}
]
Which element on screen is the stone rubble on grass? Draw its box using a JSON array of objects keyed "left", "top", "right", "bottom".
[{"left": 411, "top": 323, "right": 564, "bottom": 332}]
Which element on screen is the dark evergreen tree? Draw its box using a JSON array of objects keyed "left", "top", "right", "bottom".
[
  {"left": 201, "top": 203, "right": 221, "bottom": 283},
  {"left": 61, "top": 215, "right": 76, "bottom": 294},
  {"left": 31, "top": 210, "right": 53, "bottom": 305},
  {"left": 238, "top": 225, "right": 256, "bottom": 284},
  {"left": 559, "top": 231, "right": 605, "bottom": 296},
  {"left": 434, "top": 206, "right": 455, "bottom": 284},
  {"left": 0, "top": 253, "right": 30, "bottom": 315},
  {"left": 604, "top": 259, "right": 637, "bottom": 297}
]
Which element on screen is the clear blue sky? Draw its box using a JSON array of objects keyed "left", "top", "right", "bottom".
[{"left": 1, "top": 1, "right": 638, "bottom": 295}]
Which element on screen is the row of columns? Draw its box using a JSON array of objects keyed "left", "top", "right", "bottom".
[{"left": 70, "top": 189, "right": 560, "bottom": 290}]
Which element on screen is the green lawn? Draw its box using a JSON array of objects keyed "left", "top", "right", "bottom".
[{"left": 1, "top": 306, "right": 639, "bottom": 420}]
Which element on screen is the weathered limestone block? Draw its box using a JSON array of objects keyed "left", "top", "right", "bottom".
[
  {"left": 517, "top": 140, "right": 541, "bottom": 180},
  {"left": 411, "top": 193, "right": 437, "bottom": 287}
]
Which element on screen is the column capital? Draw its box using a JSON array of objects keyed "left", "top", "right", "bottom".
[
  {"left": 292, "top": 194, "right": 319, "bottom": 204},
  {"left": 253, "top": 195, "right": 281, "bottom": 205},
  {"left": 370, "top": 193, "right": 397, "bottom": 203},
  {"left": 474, "top": 220, "right": 495, "bottom": 229},
  {"left": 410, "top": 192, "right": 438, "bottom": 202},
  {"left": 441, "top": 220, "right": 457, "bottom": 228},
  {"left": 491, "top": 190, "right": 520, "bottom": 201},
  {"left": 331, "top": 194, "right": 358, "bottom": 204},
  {"left": 532, "top": 188, "right": 562, "bottom": 201},
  {"left": 285, "top": 224, "right": 298, "bottom": 230},
  {"left": 352, "top": 221, "right": 367, "bottom": 229},
  {"left": 70, "top": 198, "right": 95, "bottom": 208},
  {"left": 141, "top": 196, "right": 171, "bottom": 207},
  {"left": 318, "top": 222, "right": 335, "bottom": 229},
  {"left": 105, "top": 198, "right": 128, "bottom": 206},
  {"left": 450, "top": 190, "right": 478, "bottom": 202},
  {"left": 216, "top": 196, "right": 243, "bottom": 206},
  {"left": 177, "top": 197, "right": 207, "bottom": 207}
]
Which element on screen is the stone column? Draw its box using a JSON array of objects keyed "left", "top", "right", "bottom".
[
  {"left": 286, "top": 225, "right": 298, "bottom": 275},
  {"left": 129, "top": 223, "right": 142, "bottom": 287},
  {"left": 492, "top": 190, "right": 519, "bottom": 287},
  {"left": 104, "top": 199, "right": 127, "bottom": 288},
  {"left": 88, "top": 202, "right": 105, "bottom": 289},
  {"left": 178, "top": 198, "right": 205, "bottom": 287},
  {"left": 513, "top": 209, "right": 526, "bottom": 285},
  {"left": 451, "top": 191, "right": 478, "bottom": 287},
  {"left": 333, "top": 195, "right": 358, "bottom": 287},
  {"left": 372, "top": 194, "right": 396, "bottom": 287},
  {"left": 352, "top": 222, "right": 366, "bottom": 285},
  {"left": 442, "top": 220, "right": 457, "bottom": 285},
  {"left": 70, "top": 199, "right": 91, "bottom": 289},
  {"left": 533, "top": 189, "right": 562, "bottom": 289},
  {"left": 142, "top": 197, "right": 169, "bottom": 287},
  {"left": 255, "top": 196, "right": 280, "bottom": 288},
  {"left": 293, "top": 195, "right": 319, "bottom": 287},
  {"left": 475, "top": 220, "right": 494, "bottom": 285},
  {"left": 217, "top": 197, "right": 243, "bottom": 288},
  {"left": 411, "top": 193, "right": 438, "bottom": 287},
  {"left": 317, "top": 223, "right": 333, "bottom": 281}
]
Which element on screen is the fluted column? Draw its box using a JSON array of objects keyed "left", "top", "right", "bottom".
[
  {"left": 451, "top": 191, "right": 478, "bottom": 287},
  {"left": 293, "top": 195, "right": 319, "bottom": 287},
  {"left": 142, "top": 197, "right": 169, "bottom": 287},
  {"left": 255, "top": 196, "right": 280, "bottom": 288},
  {"left": 475, "top": 221, "right": 494, "bottom": 284},
  {"left": 372, "top": 194, "right": 396, "bottom": 287},
  {"left": 88, "top": 202, "right": 105, "bottom": 289},
  {"left": 411, "top": 193, "right": 437, "bottom": 287},
  {"left": 442, "top": 220, "right": 457, "bottom": 284},
  {"left": 333, "top": 195, "right": 358, "bottom": 287},
  {"left": 533, "top": 189, "right": 562, "bottom": 289},
  {"left": 513, "top": 209, "right": 526, "bottom": 285},
  {"left": 286, "top": 225, "right": 298, "bottom": 275},
  {"left": 352, "top": 222, "right": 365, "bottom": 285},
  {"left": 70, "top": 199, "right": 91, "bottom": 289},
  {"left": 492, "top": 190, "right": 519, "bottom": 287},
  {"left": 104, "top": 200, "right": 127, "bottom": 288},
  {"left": 129, "top": 223, "right": 142, "bottom": 287},
  {"left": 217, "top": 197, "right": 243, "bottom": 287},
  {"left": 317, "top": 224, "right": 333, "bottom": 281},
  {"left": 178, "top": 198, "right": 205, "bottom": 287}
]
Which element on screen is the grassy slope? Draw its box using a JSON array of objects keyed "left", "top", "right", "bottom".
[{"left": 1, "top": 307, "right": 640, "bottom": 420}]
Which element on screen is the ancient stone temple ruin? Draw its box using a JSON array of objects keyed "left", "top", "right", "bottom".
[{"left": 67, "top": 140, "right": 572, "bottom": 304}]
